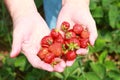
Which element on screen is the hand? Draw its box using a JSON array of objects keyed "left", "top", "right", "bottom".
[
  {"left": 56, "top": 1, "right": 98, "bottom": 66},
  {"left": 10, "top": 12, "right": 65, "bottom": 72}
]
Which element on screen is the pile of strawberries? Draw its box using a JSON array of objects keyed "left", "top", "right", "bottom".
[{"left": 37, "top": 21, "right": 90, "bottom": 64}]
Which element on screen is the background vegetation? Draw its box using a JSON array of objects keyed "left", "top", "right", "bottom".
[{"left": 0, "top": 0, "right": 120, "bottom": 80}]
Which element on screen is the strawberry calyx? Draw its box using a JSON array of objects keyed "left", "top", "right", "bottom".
[{"left": 67, "top": 42, "right": 80, "bottom": 51}]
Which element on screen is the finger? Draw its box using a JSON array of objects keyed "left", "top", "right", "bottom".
[
  {"left": 54, "top": 58, "right": 66, "bottom": 72},
  {"left": 10, "top": 31, "right": 23, "bottom": 58},
  {"left": 87, "top": 21, "right": 98, "bottom": 46},
  {"left": 23, "top": 47, "right": 53, "bottom": 72},
  {"left": 66, "top": 60, "right": 75, "bottom": 66},
  {"left": 76, "top": 48, "right": 89, "bottom": 55}
]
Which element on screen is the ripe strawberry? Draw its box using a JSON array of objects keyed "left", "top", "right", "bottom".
[
  {"left": 37, "top": 48, "right": 48, "bottom": 60},
  {"left": 54, "top": 33, "right": 64, "bottom": 43},
  {"left": 61, "top": 21, "right": 70, "bottom": 32},
  {"left": 73, "top": 24, "right": 83, "bottom": 34},
  {"left": 68, "top": 37, "right": 80, "bottom": 47},
  {"left": 44, "top": 52, "right": 55, "bottom": 64},
  {"left": 48, "top": 42, "right": 62, "bottom": 57},
  {"left": 64, "top": 30, "right": 76, "bottom": 40},
  {"left": 50, "top": 29, "right": 60, "bottom": 39},
  {"left": 80, "top": 30, "right": 90, "bottom": 39},
  {"left": 79, "top": 38, "right": 89, "bottom": 48},
  {"left": 41, "top": 36, "right": 53, "bottom": 48},
  {"left": 65, "top": 50, "right": 76, "bottom": 61},
  {"left": 66, "top": 37, "right": 80, "bottom": 50}
]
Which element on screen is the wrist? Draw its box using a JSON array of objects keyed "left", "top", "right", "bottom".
[
  {"left": 4, "top": 0, "right": 38, "bottom": 21},
  {"left": 62, "top": 0, "right": 90, "bottom": 7}
]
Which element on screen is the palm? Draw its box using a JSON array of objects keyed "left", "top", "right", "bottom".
[
  {"left": 11, "top": 13, "right": 54, "bottom": 71},
  {"left": 56, "top": 3, "right": 98, "bottom": 66}
]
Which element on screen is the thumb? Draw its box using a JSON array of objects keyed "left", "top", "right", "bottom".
[
  {"left": 88, "top": 22, "right": 98, "bottom": 46},
  {"left": 10, "top": 32, "right": 23, "bottom": 58}
]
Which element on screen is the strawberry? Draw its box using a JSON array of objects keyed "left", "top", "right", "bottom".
[
  {"left": 54, "top": 33, "right": 64, "bottom": 43},
  {"left": 50, "top": 29, "right": 60, "bottom": 39},
  {"left": 66, "top": 37, "right": 80, "bottom": 50},
  {"left": 64, "top": 30, "right": 76, "bottom": 40},
  {"left": 44, "top": 52, "right": 55, "bottom": 64},
  {"left": 61, "top": 21, "right": 70, "bottom": 32},
  {"left": 80, "top": 30, "right": 90, "bottom": 39},
  {"left": 41, "top": 36, "right": 53, "bottom": 48},
  {"left": 48, "top": 42, "right": 62, "bottom": 57},
  {"left": 73, "top": 24, "right": 83, "bottom": 34},
  {"left": 79, "top": 38, "right": 89, "bottom": 48},
  {"left": 65, "top": 50, "right": 76, "bottom": 61},
  {"left": 68, "top": 37, "right": 80, "bottom": 47},
  {"left": 37, "top": 48, "right": 48, "bottom": 60}
]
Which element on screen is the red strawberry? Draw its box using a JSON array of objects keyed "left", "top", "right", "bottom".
[
  {"left": 68, "top": 37, "right": 80, "bottom": 47},
  {"left": 66, "top": 37, "right": 80, "bottom": 50},
  {"left": 64, "top": 30, "right": 76, "bottom": 40},
  {"left": 79, "top": 38, "right": 89, "bottom": 48},
  {"left": 37, "top": 48, "right": 48, "bottom": 60},
  {"left": 44, "top": 52, "right": 55, "bottom": 64},
  {"left": 50, "top": 29, "right": 60, "bottom": 39},
  {"left": 54, "top": 33, "right": 64, "bottom": 43},
  {"left": 80, "top": 30, "right": 90, "bottom": 39},
  {"left": 61, "top": 21, "right": 70, "bottom": 32},
  {"left": 41, "top": 36, "right": 53, "bottom": 48},
  {"left": 73, "top": 24, "right": 83, "bottom": 34},
  {"left": 65, "top": 50, "right": 76, "bottom": 61},
  {"left": 48, "top": 42, "right": 62, "bottom": 57}
]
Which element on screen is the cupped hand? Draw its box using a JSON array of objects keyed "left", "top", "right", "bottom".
[
  {"left": 56, "top": 2, "right": 98, "bottom": 66},
  {"left": 10, "top": 12, "right": 65, "bottom": 72}
]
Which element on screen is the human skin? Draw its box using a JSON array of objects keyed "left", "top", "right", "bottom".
[
  {"left": 57, "top": 0, "right": 98, "bottom": 66},
  {"left": 4, "top": 0, "right": 97, "bottom": 72}
]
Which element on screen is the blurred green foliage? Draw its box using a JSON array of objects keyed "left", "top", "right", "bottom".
[{"left": 0, "top": 0, "right": 120, "bottom": 80}]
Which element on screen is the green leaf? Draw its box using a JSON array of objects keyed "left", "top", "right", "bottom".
[
  {"left": 14, "top": 56, "right": 27, "bottom": 71},
  {"left": 109, "top": 5, "right": 119, "bottom": 28},
  {"left": 67, "top": 75, "right": 78, "bottom": 80},
  {"left": 77, "top": 75, "right": 86, "bottom": 80},
  {"left": 91, "top": 36, "right": 106, "bottom": 52},
  {"left": 90, "top": 0, "right": 97, "bottom": 10},
  {"left": 53, "top": 72, "right": 63, "bottom": 79},
  {"left": 92, "top": 6, "right": 103, "bottom": 18},
  {"left": 107, "top": 70, "right": 120, "bottom": 80},
  {"left": 85, "top": 72, "right": 102, "bottom": 80},
  {"left": 102, "top": 0, "right": 113, "bottom": 9},
  {"left": 90, "top": 62, "right": 106, "bottom": 79},
  {"left": 98, "top": 50, "right": 108, "bottom": 63},
  {"left": 104, "top": 61, "right": 118, "bottom": 71},
  {"left": 63, "top": 60, "right": 79, "bottom": 78}
]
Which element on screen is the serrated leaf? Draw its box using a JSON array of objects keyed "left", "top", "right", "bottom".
[
  {"left": 90, "top": 62, "right": 106, "bottom": 79},
  {"left": 109, "top": 5, "right": 119, "bottom": 28},
  {"left": 85, "top": 72, "right": 102, "bottom": 80},
  {"left": 99, "top": 50, "right": 108, "bottom": 63},
  {"left": 14, "top": 56, "right": 26, "bottom": 71}
]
